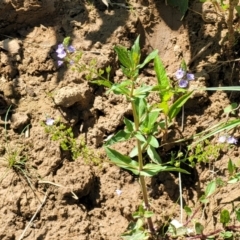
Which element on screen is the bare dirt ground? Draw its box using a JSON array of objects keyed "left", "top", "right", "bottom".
[{"left": 0, "top": 0, "right": 240, "bottom": 239}]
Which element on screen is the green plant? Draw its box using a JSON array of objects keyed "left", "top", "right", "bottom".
[
  {"left": 188, "top": 139, "right": 223, "bottom": 167},
  {"left": 56, "top": 35, "right": 240, "bottom": 239},
  {"left": 43, "top": 118, "right": 100, "bottom": 163},
  {"left": 0, "top": 108, "right": 34, "bottom": 187}
]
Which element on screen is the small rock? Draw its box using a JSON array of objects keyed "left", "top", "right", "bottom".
[
  {"left": 11, "top": 112, "right": 30, "bottom": 130},
  {"left": 0, "top": 39, "right": 21, "bottom": 55},
  {"left": 54, "top": 84, "right": 89, "bottom": 108}
]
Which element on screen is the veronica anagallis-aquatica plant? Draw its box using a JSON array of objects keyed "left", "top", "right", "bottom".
[{"left": 91, "top": 36, "right": 191, "bottom": 237}]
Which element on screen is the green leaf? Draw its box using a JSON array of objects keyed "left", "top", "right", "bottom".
[
  {"left": 220, "top": 209, "right": 230, "bottom": 225},
  {"left": 110, "top": 80, "right": 132, "bottom": 95},
  {"left": 91, "top": 80, "right": 112, "bottom": 88},
  {"left": 147, "top": 135, "right": 159, "bottom": 148},
  {"left": 154, "top": 55, "right": 171, "bottom": 99},
  {"left": 133, "top": 85, "right": 153, "bottom": 98},
  {"left": 159, "top": 101, "right": 169, "bottom": 115},
  {"left": 205, "top": 180, "right": 216, "bottom": 198},
  {"left": 194, "top": 222, "right": 204, "bottom": 235},
  {"left": 63, "top": 36, "right": 71, "bottom": 46},
  {"left": 147, "top": 145, "right": 162, "bottom": 164},
  {"left": 147, "top": 110, "right": 160, "bottom": 130},
  {"left": 129, "top": 145, "right": 138, "bottom": 158},
  {"left": 134, "top": 98, "right": 147, "bottom": 120},
  {"left": 114, "top": 45, "right": 132, "bottom": 68},
  {"left": 138, "top": 49, "right": 159, "bottom": 69},
  {"left": 236, "top": 208, "right": 240, "bottom": 222},
  {"left": 134, "top": 132, "right": 146, "bottom": 143},
  {"left": 143, "top": 211, "right": 154, "bottom": 218},
  {"left": 131, "top": 35, "right": 141, "bottom": 67},
  {"left": 184, "top": 206, "right": 192, "bottom": 216},
  {"left": 105, "top": 147, "right": 139, "bottom": 175},
  {"left": 124, "top": 117, "right": 134, "bottom": 132},
  {"left": 224, "top": 102, "right": 238, "bottom": 114},
  {"left": 140, "top": 164, "right": 189, "bottom": 177},
  {"left": 228, "top": 159, "right": 236, "bottom": 176},
  {"left": 220, "top": 231, "right": 233, "bottom": 238},
  {"left": 199, "top": 194, "right": 209, "bottom": 204},
  {"left": 105, "top": 130, "right": 131, "bottom": 146},
  {"left": 168, "top": 91, "right": 192, "bottom": 121}
]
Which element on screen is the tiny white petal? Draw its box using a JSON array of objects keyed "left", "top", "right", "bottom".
[{"left": 115, "top": 189, "right": 122, "bottom": 196}]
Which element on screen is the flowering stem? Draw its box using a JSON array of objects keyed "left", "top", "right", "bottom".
[{"left": 130, "top": 80, "right": 155, "bottom": 234}]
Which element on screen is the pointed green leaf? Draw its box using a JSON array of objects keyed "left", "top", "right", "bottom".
[
  {"left": 228, "top": 159, "right": 236, "bottom": 175},
  {"left": 147, "top": 110, "right": 159, "bottom": 130},
  {"left": 114, "top": 45, "right": 132, "bottom": 68},
  {"left": 91, "top": 80, "right": 112, "bottom": 88},
  {"left": 236, "top": 208, "right": 240, "bottom": 222},
  {"left": 134, "top": 132, "right": 146, "bottom": 143},
  {"left": 138, "top": 49, "right": 159, "bottom": 69},
  {"left": 111, "top": 80, "right": 132, "bottom": 95},
  {"left": 133, "top": 85, "right": 153, "bottom": 98},
  {"left": 140, "top": 164, "right": 189, "bottom": 176},
  {"left": 147, "top": 145, "right": 162, "bottom": 164},
  {"left": 105, "top": 147, "right": 139, "bottom": 174},
  {"left": 147, "top": 135, "right": 159, "bottom": 148},
  {"left": 131, "top": 35, "right": 141, "bottom": 67},
  {"left": 154, "top": 55, "right": 171, "bottom": 99},
  {"left": 168, "top": 91, "right": 192, "bottom": 121},
  {"left": 124, "top": 117, "right": 134, "bottom": 132},
  {"left": 205, "top": 180, "right": 216, "bottom": 198},
  {"left": 105, "top": 130, "right": 131, "bottom": 146},
  {"left": 134, "top": 98, "right": 147, "bottom": 120}
]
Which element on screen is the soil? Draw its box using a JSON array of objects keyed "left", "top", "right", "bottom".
[{"left": 0, "top": 0, "right": 240, "bottom": 239}]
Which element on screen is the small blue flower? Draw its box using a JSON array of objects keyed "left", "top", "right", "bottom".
[
  {"left": 46, "top": 117, "right": 55, "bottom": 126},
  {"left": 175, "top": 68, "right": 194, "bottom": 88},
  {"left": 58, "top": 60, "right": 64, "bottom": 66},
  {"left": 179, "top": 79, "right": 188, "bottom": 88},
  {"left": 227, "top": 136, "right": 238, "bottom": 144},
  {"left": 175, "top": 69, "right": 185, "bottom": 80},
  {"left": 218, "top": 135, "right": 237, "bottom": 144},
  {"left": 67, "top": 45, "right": 75, "bottom": 53},
  {"left": 187, "top": 73, "right": 194, "bottom": 81},
  {"left": 56, "top": 44, "right": 66, "bottom": 59}
]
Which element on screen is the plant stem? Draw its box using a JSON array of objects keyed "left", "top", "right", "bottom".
[
  {"left": 227, "top": 0, "right": 239, "bottom": 53},
  {"left": 131, "top": 99, "right": 155, "bottom": 234}
]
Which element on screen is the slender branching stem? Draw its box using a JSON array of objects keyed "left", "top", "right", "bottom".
[{"left": 131, "top": 90, "right": 155, "bottom": 234}]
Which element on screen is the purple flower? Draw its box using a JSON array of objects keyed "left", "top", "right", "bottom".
[
  {"left": 227, "top": 136, "right": 238, "bottom": 144},
  {"left": 67, "top": 45, "right": 75, "bottom": 53},
  {"left": 56, "top": 44, "right": 66, "bottom": 59},
  {"left": 58, "top": 60, "right": 64, "bottom": 66},
  {"left": 218, "top": 135, "right": 238, "bottom": 144},
  {"left": 175, "top": 68, "right": 194, "bottom": 88},
  {"left": 175, "top": 69, "right": 185, "bottom": 80},
  {"left": 179, "top": 79, "right": 189, "bottom": 88},
  {"left": 46, "top": 117, "right": 55, "bottom": 126},
  {"left": 187, "top": 73, "right": 194, "bottom": 81}
]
